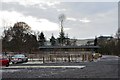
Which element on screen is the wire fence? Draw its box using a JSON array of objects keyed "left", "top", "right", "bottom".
[{"left": 5, "top": 51, "right": 101, "bottom": 63}]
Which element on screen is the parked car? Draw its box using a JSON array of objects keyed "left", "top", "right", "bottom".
[
  {"left": 11, "top": 54, "right": 28, "bottom": 64},
  {"left": 0, "top": 54, "right": 10, "bottom": 67}
]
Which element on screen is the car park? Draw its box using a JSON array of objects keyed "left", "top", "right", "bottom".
[
  {"left": 0, "top": 54, "right": 10, "bottom": 67},
  {"left": 11, "top": 54, "right": 28, "bottom": 64}
]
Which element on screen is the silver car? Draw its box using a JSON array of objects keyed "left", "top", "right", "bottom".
[{"left": 11, "top": 54, "right": 28, "bottom": 64}]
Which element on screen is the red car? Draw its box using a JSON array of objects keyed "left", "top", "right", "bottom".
[{"left": 0, "top": 54, "right": 10, "bottom": 67}]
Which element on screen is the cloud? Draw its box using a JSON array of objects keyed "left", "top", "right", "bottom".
[
  {"left": 79, "top": 18, "right": 91, "bottom": 23},
  {"left": 0, "top": 1, "right": 118, "bottom": 39},
  {"left": 0, "top": 10, "right": 60, "bottom": 32},
  {"left": 64, "top": 28, "right": 71, "bottom": 31},
  {"left": 2, "top": 0, "right": 61, "bottom": 7},
  {"left": 67, "top": 17, "right": 91, "bottom": 23},
  {"left": 32, "top": 19, "right": 59, "bottom": 31},
  {"left": 67, "top": 17, "right": 77, "bottom": 21},
  {"left": 57, "top": 9, "right": 66, "bottom": 12},
  {"left": 1, "top": 0, "right": 61, "bottom": 13}
]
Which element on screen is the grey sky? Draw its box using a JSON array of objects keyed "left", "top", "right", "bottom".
[{"left": 0, "top": 0, "right": 118, "bottom": 39}]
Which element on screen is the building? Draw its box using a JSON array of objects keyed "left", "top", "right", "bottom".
[{"left": 39, "top": 45, "right": 100, "bottom": 54}]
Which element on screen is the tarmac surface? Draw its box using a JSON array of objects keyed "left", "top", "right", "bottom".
[{"left": 0, "top": 55, "right": 119, "bottom": 79}]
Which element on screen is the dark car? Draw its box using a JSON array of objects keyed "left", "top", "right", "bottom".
[
  {"left": 0, "top": 54, "right": 10, "bottom": 67},
  {"left": 11, "top": 54, "right": 28, "bottom": 64}
]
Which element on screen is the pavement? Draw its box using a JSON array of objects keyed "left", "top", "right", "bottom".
[{"left": 0, "top": 55, "right": 119, "bottom": 79}]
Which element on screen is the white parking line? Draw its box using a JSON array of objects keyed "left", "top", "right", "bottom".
[
  {"left": 0, "top": 69, "right": 20, "bottom": 72},
  {"left": 22, "top": 62, "right": 43, "bottom": 64},
  {"left": 2, "top": 66, "right": 85, "bottom": 69}
]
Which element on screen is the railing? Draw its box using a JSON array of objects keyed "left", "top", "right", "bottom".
[{"left": 27, "top": 52, "right": 95, "bottom": 63}]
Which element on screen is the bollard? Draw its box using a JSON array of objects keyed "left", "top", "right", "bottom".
[
  {"left": 82, "top": 54, "right": 84, "bottom": 61},
  {"left": 50, "top": 55, "right": 52, "bottom": 61},
  {"left": 88, "top": 54, "right": 90, "bottom": 61},
  {"left": 84, "top": 54, "right": 87, "bottom": 61},
  {"left": 71, "top": 55, "right": 73, "bottom": 62},
  {"left": 68, "top": 55, "right": 71, "bottom": 62},
  {"left": 43, "top": 56, "right": 45, "bottom": 63}
]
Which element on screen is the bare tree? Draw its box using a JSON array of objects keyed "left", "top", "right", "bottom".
[{"left": 58, "top": 14, "right": 66, "bottom": 46}]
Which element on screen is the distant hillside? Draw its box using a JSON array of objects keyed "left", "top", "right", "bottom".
[{"left": 76, "top": 39, "right": 94, "bottom": 46}]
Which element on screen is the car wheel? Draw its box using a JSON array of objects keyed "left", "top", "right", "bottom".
[
  {"left": 6, "top": 63, "right": 9, "bottom": 67},
  {"left": 21, "top": 59, "right": 24, "bottom": 63},
  {"left": 25, "top": 59, "right": 28, "bottom": 62}
]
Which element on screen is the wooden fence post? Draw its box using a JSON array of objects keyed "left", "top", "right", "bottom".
[
  {"left": 82, "top": 54, "right": 84, "bottom": 61},
  {"left": 68, "top": 55, "right": 71, "bottom": 62},
  {"left": 43, "top": 56, "right": 45, "bottom": 63}
]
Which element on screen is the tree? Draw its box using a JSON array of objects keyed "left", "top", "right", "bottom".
[
  {"left": 65, "top": 38, "right": 70, "bottom": 46},
  {"left": 115, "top": 29, "right": 120, "bottom": 56},
  {"left": 11, "top": 22, "right": 31, "bottom": 52},
  {"left": 2, "top": 22, "right": 38, "bottom": 53},
  {"left": 58, "top": 14, "right": 66, "bottom": 46},
  {"left": 64, "top": 34, "right": 70, "bottom": 46},
  {"left": 73, "top": 38, "right": 77, "bottom": 46},
  {"left": 24, "top": 33, "right": 38, "bottom": 53},
  {"left": 50, "top": 34, "right": 56, "bottom": 46},
  {"left": 94, "top": 37, "right": 98, "bottom": 46},
  {"left": 97, "top": 35, "right": 119, "bottom": 56},
  {"left": 2, "top": 27, "right": 13, "bottom": 52},
  {"left": 38, "top": 32, "right": 46, "bottom": 46},
  {"left": 116, "top": 38, "right": 120, "bottom": 56},
  {"left": 58, "top": 30, "right": 65, "bottom": 46}
]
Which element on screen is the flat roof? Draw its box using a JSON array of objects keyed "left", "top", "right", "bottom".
[{"left": 39, "top": 45, "right": 100, "bottom": 49}]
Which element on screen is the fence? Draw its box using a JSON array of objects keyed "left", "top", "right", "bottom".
[{"left": 27, "top": 52, "right": 94, "bottom": 63}]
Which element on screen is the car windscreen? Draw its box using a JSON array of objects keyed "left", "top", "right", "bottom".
[{"left": 13, "top": 55, "right": 25, "bottom": 58}]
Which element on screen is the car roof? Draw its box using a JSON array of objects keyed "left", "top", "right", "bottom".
[
  {"left": 0, "top": 54, "right": 7, "bottom": 56},
  {"left": 14, "top": 54, "right": 25, "bottom": 55}
]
